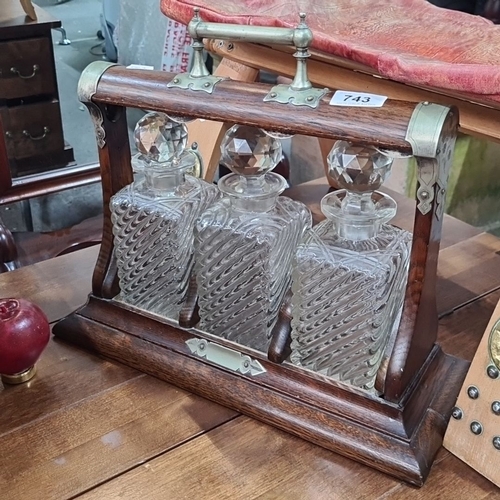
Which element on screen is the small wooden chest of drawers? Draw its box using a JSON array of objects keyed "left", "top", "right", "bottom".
[{"left": 0, "top": 1, "right": 74, "bottom": 177}]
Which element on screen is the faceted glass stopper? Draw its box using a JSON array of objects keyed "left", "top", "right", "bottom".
[
  {"left": 220, "top": 125, "right": 282, "bottom": 176},
  {"left": 134, "top": 112, "right": 188, "bottom": 163},
  {"left": 328, "top": 141, "right": 393, "bottom": 193}
]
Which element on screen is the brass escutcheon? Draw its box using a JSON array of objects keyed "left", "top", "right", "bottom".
[{"left": 489, "top": 318, "right": 500, "bottom": 371}]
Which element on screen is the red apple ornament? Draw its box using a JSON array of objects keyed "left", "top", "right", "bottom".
[{"left": 0, "top": 298, "right": 50, "bottom": 384}]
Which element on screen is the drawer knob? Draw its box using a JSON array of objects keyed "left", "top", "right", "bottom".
[
  {"left": 10, "top": 64, "right": 39, "bottom": 79},
  {"left": 22, "top": 127, "right": 50, "bottom": 141}
]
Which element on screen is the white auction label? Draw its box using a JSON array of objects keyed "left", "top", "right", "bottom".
[
  {"left": 329, "top": 91, "right": 387, "bottom": 107},
  {"left": 126, "top": 64, "right": 155, "bottom": 70}
]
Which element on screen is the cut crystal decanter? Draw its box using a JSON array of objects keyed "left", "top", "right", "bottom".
[
  {"left": 194, "top": 125, "right": 312, "bottom": 352},
  {"left": 290, "top": 141, "right": 412, "bottom": 390},
  {"left": 110, "top": 112, "right": 219, "bottom": 319}
]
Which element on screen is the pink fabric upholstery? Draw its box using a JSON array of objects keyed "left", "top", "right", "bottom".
[{"left": 161, "top": 0, "right": 500, "bottom": 103}]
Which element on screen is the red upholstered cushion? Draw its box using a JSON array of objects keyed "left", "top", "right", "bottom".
[{"left": 161, "top": 0, "right": 500, "bottom": 102}]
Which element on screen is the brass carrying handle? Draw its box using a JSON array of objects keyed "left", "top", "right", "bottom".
[
  {"left": 10, "top": 64, "right": 39, "bottom": 79},
  {"left": 173, "top": 10, "right": 326, "bottom": 106},
  {"left": 23, "top": 126, "right": 50, "bottom": 141}
]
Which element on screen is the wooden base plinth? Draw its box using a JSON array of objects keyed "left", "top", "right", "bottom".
[{"left": 53, "top": 296, "right": 469, "bottom": 486}]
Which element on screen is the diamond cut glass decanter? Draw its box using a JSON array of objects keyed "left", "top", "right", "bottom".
[
  {"left": 110, "top": 112, "right": 219, "bottom": 319},
  {"left": 290, "top": 141, "right": 412, "bottom": 390},
  {"left": 194, "top": 125, "right": 312, "bottom": 352}
]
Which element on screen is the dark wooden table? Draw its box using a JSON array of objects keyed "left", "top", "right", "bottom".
[{"left": 1, "top": 180, "right": 500, "bottom": 499}]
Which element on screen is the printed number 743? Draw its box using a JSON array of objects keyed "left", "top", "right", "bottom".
[{"left": 344, "top": 95, "right": 371, "bottom": 103}]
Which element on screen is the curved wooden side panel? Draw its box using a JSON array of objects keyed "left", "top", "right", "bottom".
[
  {"left": 87, "top": 104, "right": 133, "bottom": 298},
  {"left": 384, "top": 109, "right": 459, "bottom": 401}
]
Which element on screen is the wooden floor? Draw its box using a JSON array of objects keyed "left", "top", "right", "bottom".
[{"left": 1, "top": 179, "right": 500, "bottom": 499}]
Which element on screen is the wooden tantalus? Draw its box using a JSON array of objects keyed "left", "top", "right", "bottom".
[{"left": 53, "top": 62, "right": 468, "bottom": 486}]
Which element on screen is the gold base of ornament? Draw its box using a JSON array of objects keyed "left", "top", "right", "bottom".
[{"left": 1, "top": 365, "right": 36, "bottom": 385}]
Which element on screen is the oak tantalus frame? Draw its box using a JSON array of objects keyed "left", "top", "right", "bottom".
[{"left": 53, "top": 61, "right": 468, "bottom": 486}]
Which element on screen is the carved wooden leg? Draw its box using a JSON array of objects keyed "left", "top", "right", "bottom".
[{"left": 187, "top": 58, "right": 259, "bottom": 182}]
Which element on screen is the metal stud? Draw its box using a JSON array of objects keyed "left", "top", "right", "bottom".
[
  {"left": 492, "top": 401, "right": 500, "bottom": 416},
  {"left": 493, "top": 437, "right": 500, "bottom": 450},
  {"left": 467, "top": 386, "right": 479, "bottom": 399},
  {"left": 470, "top": 421, "right": 483, "bottom": 435},
  {"left": 173, "top": 78, "right": 179, "bottom": 84},
  {"left": 451, "top": 407, "right": 463, "bottom": 420},
  {"left": 487, "top": 364, "right": 499, "bottom": 379},
  {"left": 270, "top": 92, "right": 277, "bottom": 98}
]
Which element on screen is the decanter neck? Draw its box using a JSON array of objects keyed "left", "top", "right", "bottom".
[
  {"left": 138, "top": 150, "right": 197, "bottom": 194},
  {"left": 218, "top": 172, "right": 286, "bottom": 213},
  {"left": 144, "top": 169, "right": 186, "bottom": 193},
  {"left": 230, "top": 196, "right": 276, "bottom": 212},
  {"left": 321, "top": 190, "right": 397, "bottom": 241},
  {"left": 335, "top": 216, "right": 379, "bottom": 241}
]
